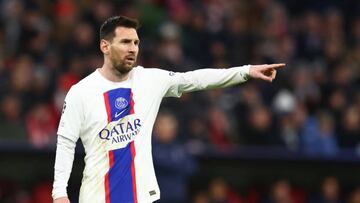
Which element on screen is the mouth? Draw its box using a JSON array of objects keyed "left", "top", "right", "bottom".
[{"left": 125, "top": 56, "right": 136, "bottom": 63}]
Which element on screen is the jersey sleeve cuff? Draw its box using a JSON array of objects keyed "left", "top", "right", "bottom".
[
  {"left": 52, "top": 189, "right": 68, "bottom": 200},
  {"left": 235, "top": 65, "right": 251, "bottom": 81}
]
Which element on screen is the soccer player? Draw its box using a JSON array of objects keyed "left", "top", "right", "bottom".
[{"left": 52, "top": 15, "right": 284, "bottom": 203}]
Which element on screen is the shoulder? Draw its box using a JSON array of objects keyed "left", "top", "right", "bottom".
[
  {"left": 64, "top": 83, "right": 83, "bottom": 103},
  {"left": 76, "top": 70, "right": 99, "bottom": 87},
  {"left": 133, "top": 66, "right": 174, "bottom": 79},
  {"left": 68, "top": 70, "right": 103, "bottom": 95},
  {"left": 65, "top": 71, "right": 99, "bottom": 100}
]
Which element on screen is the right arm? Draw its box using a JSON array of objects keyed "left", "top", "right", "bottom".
[
  {"left": 53, "top": 135, "right": 76, "bottom": 203},
  {"left": 52, "top": 86, "right": 83, "bottom": 202}
]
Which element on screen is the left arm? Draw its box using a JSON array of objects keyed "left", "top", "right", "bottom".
[{"left": 164, "top": 63, "right": 285, "bottom": 97}]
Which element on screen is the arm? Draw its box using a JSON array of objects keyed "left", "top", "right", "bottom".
[
  {"left": 165, "top": 64, "right": 284, "bottom": 97},
  {"left": 52, "top": 135, "right": 76, "bottom": 203},
  {"left": 52, "top": 86, "right": 83, "bottom": 202}
]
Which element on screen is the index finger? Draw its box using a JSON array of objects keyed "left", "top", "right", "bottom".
[{"left": 267, "top": 63, "right": 286, "bottom": 69}]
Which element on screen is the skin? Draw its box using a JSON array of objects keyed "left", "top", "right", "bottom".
[
  {"left": 54, "top": 197, "right": 70, "bottom": 203},
  {"left": 98, "top": 26, "right": 140, "bottom": 82},
  {"left": 54, "top": 26, "right": 285, "bottom": 203},
  {"left": 249, "top": 63, "right": 285, "bottom": 82}
]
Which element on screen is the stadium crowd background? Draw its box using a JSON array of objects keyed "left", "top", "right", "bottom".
[{"left": 0, "top": 0, "right": 360, "bottom": 202}]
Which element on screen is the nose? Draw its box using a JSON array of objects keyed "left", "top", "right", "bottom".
[{"left": 129, "top": 42, "right": 138, "bottom": 53}]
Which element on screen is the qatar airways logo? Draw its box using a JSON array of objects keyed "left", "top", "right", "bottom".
[{"left": 98, "top": 117, "right": 142, "bottom": 144}]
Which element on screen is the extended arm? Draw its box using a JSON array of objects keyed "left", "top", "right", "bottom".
[{"left": 165, "top": 63, "right": 285, "bottom": 97}]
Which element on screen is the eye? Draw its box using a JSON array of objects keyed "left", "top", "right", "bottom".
[{"left": 120, "top": 39, "right": 131, "bottom": 44}]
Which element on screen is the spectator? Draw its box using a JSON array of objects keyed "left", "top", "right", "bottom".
[
  {"left": 208, "top": 177, "right": 243, "bottom": 203},
  {"left": 273, "top": 89, "right": 300, "bottom": 151},
  {"left": 193, "top": 191, "right": 210, "bottom": 203},
  {"left": 338, "top": 106, "right": 360, "bottom": 148},
  {"left": 153, "top": 110, "right": 197, "bottom": 203},
  {"left": 265, "top": 179, "right": 305, "bottom": 203},
  {"left": 207, "top": 106, "right": 236, "bottom": 149},
  {"left": 301, "top": 111, "right": 339, "bottom": 156},
  {"left": 0, "top": 94, "right": 27, "bottom": 141},
  {"left": 242, "top": 104, "right": 279, "bottom": 146},
  {"left": 348, "top": 187, "right": 360, "bottom": 203},
  {"left": 311, "top": 176, "right": 342, "bottom": 203},
  {"left": 25, "top": 102, "right": 57, "bottom": 148}
]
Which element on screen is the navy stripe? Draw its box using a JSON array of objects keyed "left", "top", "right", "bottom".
[{"left": 108, "top": 142, "right": 135, "bottom": 203}]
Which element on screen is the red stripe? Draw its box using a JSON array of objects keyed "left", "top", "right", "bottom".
[
  {"left": 130, "top": 143, "right": 138, "bottom": 203},
  {"left": 105, "top": 151, "right": 114, "bottom": 203},
  {"left": 103, "top": 92, "right": 112, "bottom": 123},
  {"left": 130, "top": 91, "right": 135, "bottom": 114}
]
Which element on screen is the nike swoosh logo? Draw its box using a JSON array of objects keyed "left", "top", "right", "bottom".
[{"left": 115, "top": 109, "right": 127, "bottom": 118}]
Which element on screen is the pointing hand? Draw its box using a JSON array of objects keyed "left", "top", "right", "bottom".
[{"left": 249, "top": 63, "right": 285, "bottom": 82}]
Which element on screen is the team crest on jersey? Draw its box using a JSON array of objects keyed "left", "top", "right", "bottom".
[{"left": 115, "top": 97, "right": 128, "bottom": 110}]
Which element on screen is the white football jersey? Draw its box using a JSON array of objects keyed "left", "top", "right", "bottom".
[{"left": 53, "top": 65, "right": 250, "bottom": 203}]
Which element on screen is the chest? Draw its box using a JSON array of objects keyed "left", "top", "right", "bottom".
[{"left": 79, "top": 81, "right": 163, "bottom": 138}]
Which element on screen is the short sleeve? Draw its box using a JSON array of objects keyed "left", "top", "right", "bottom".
[{"left": 57, "top": 86, "right": 83, "bottom": 142}]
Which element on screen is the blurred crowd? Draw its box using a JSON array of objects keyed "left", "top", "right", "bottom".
[
  {"left": 1, "top": 0, "right": 360, "bottom": 202},
  {"left": 190, "top": 176, "right": 360, "bottom": 203},
  {"left": 2, "top": 174, "right": 360, "bottom": 203},
  {"left": 1, "top": 0, "right": 360, "bottom": 154},
  {"left": 152, "top": 110, "right": 360, "bottom": 203},
  {"left": 1, "top": 0, "right": 360, "bottom": 153}
]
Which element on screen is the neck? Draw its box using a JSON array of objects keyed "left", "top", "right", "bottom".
[{"left": 99, "top": 60, "right": 130, "bottom": 82}]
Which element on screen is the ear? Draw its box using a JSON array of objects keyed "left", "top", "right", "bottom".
[{"left": 100, "top": 39, "right": 110, "bottom": 55}]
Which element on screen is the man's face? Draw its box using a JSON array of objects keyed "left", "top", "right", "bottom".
[{"left": 106, "top": 27, "right": 139, "bottom": 74}]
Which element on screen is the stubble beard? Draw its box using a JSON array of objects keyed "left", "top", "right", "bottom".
[{"left": 113, "top": 60, "right": 134, "bottom": 75}]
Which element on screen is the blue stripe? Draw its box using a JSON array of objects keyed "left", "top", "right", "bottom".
[
  {"left": 105, "top": 88, "right": 132, "bottom": 122},
  {"left": 109, "top": 143, "right": 135, "bottom": 203}
]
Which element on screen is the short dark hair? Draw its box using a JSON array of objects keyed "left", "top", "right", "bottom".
[{"left": 99, "top": 15, "right": 139, "bottom": 41}]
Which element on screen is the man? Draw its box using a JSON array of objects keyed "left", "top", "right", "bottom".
[
  {"left": 152, "top": 110, "right": 196, "bottom": 203},
  {"left": 52, "top": 15, "right": 284, "bottom": 203}
]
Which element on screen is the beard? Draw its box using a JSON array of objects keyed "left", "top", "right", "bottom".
[{"left": 112, "top": 59, "right": 135, "bottom": 74}]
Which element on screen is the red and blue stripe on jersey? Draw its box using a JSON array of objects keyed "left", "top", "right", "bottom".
[
  {"left": 103, "top": 88, "right": 138, "bottom": 203},
  {"left": 103, "top": 88, "right": 135, "bottom": 122}
]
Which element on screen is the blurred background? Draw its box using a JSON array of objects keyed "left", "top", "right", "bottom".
[{"left": 0, "top": 0, "right": 360, "bottom": 202}]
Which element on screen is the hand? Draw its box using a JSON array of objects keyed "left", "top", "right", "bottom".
[
  {"left": 54, "top": 197, "right": 70, "bottom": 203},
  {"left": 249, "top": 63, "right": 285, "bottom": 82}
]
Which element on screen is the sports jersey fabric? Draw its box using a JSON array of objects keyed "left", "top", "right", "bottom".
[{"left": 52, "top": 65, "right": 250, "bottom": 203}]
